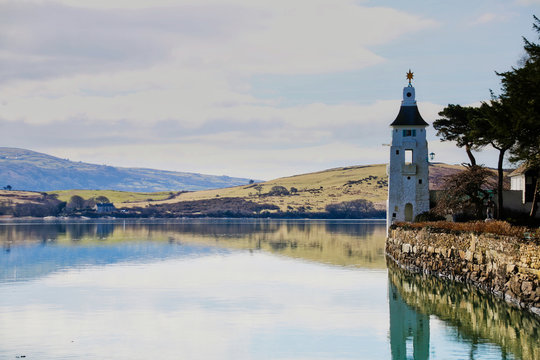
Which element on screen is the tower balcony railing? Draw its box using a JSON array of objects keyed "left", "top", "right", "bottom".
[{"left": 402, "top": 164, "right": 417, "bottom": 175}]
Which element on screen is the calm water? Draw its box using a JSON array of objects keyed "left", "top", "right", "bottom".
[{"left": 0, "top": 219, "right": 538, "bottom": 360}]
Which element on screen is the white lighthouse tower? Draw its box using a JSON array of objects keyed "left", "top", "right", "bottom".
[{"left": 387, "top": 70, "right": 430, "bottom": 227}]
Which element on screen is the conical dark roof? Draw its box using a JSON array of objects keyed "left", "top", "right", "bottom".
[{"left": 390, "top": 105, "right": 428, "bottom": 126}]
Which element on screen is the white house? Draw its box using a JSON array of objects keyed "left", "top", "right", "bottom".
[
  {"left": 504, "top": 164, "right": 539, "bottom": 217},
  {"left": 509, "top": 164, "right": 539, "bottom": 204}
]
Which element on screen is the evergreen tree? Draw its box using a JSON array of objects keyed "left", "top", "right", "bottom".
[
  {"left": 433, "top": 105, "right": 483, "bottom": 166},
  {"left": 474, "top": 99, "right": 519, "bottom": 218},
  {"left": 498, "top": 16, "right": 540, "bottom": 217}
]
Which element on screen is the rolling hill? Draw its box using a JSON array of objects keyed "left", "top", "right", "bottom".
[
  {"left": 120, "top": 162, "right": 475, "bottom": 212},
  {"left": 0, "top": 147, "right": 253, "bottom": 192},
  {"left": 0, "top": 147, "right": 509, "bottom": 218}
]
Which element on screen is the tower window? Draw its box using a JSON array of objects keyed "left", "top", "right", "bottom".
[
  {"left": 396, "top": 150, "right": 399, "bottom": 155},
  {"left": 407, "top": 176, "right": 411, "bottom": 180},
  {"left": 419, "top": 179, "right": 422, "bottom": 184},
  {"left": 405, "top": 149, "right": 413, "bottom": 164},
  {"left": 402, "top": 129, "right": 416, "bottom": 137}
]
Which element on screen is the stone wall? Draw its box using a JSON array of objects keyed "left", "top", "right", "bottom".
[{"left": 386, "top": 226, "right": 540, "bottom": 317}]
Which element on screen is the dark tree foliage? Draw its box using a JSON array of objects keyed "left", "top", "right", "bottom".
[
  {"left": 267, "top": 186, "right": 290, "bottom": 196},
  {"left": 148, "top": 197, "right": 279, "bottom": 217},
  {"left": 67, "top": 195, "right": 85, "bottom": 210},
  {"left": 474, "top": 99, "right": 519, "bottom": 218},
  {"left": 325, "top": 199, "right": 377, "bottom": 218},
  {"left": 434, "top": 165, "right": 495, "bottom": 220},
  {"left": 434, "top": 17, "right": 540, "bottom": 219},
  {"left": 499, "top": 16, "right": 540, "bottom": 217},
  {"left": 84, "top": 198, "right": 96, "bottom": 209},
  {"left": 94, "top": 196, "right": 111, "bottom": 204},
  {"left": 433, "top": 105, "right": 483, "bottom": 166},
  {"left": 13, "top": 198, "right": 66, "bottom": 217}
]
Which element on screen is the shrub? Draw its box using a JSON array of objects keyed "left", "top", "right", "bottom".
[
  {"left": 325, "top": 199, "right": 383, "bottom": 218},
  {"left": 433, "top": 165, "right": 495, "bottom": 219},
  {"left": 414, "top": 211, "right": 445, "bottom": 222},
  {"left": 393, "top": 220, "right": 538, "bottom": 240},
  {"left": 267, "top": 186, "right": 290, "bottom": 196}
]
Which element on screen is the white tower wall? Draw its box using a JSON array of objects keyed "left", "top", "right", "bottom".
[{"left": 387, "top": 83, "right": 430, "bottom": 227}]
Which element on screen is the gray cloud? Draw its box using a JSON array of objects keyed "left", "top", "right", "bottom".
[
  {"left": 0, "top": 116, "right": 284, "bottom": 148},
  {"left": 0, "top": 2, "right": 263, "bottom": 82},
  {"left": 0, "top": 112, "right": 386, "bottom": 154}
]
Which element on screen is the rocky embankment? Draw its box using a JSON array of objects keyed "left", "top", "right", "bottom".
[{"left": 386, "top": 226, "right": 540, "bottom": 317}]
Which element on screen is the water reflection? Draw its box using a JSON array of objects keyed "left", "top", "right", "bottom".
[
  {"left": 388, "top": 261, "right": 540, "bottom": 360},
  {"left": 0, "top": 220, "right": 386, "bottom": 283},
  {"left": 0, "top": 220, "right": 538, "bottom": 360}
]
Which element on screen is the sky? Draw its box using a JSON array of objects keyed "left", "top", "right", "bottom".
[{"left": 0, "top": 0, "right": 539, "bottom": 180}]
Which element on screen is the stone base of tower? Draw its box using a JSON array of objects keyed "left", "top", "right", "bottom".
[{"left": 387, "top": 199, "right": 429, "bottom": 228}]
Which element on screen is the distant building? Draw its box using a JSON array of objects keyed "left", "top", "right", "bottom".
[
  {"left": 508, "top": 164, "right": 539, "bottom": 204},
  {"left": 387, "top": 71, "right": 430, "bottom": 227},
  {"left": 94, "top": 203, "right": 116, "bottom": 213}
]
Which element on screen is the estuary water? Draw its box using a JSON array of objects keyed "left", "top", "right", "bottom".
[{"left": 0, "top": 219, "right": 538, "bottom": 360}]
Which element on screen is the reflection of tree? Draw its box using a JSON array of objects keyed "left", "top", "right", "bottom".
[
  {"left": 0, "top": 223, "right": 119, "bottom": 243},
  {"left": 95, "top": 223, "right": 114, "bottom": 239},
  {"left": 0, "top": 220, "right": 388, "bottom": 286},
  {"left": 0, "top": 220, "right": 388, "bottom": 268},
  {"left": 388, "top": 261, "right": 540, "bottom": 360}
]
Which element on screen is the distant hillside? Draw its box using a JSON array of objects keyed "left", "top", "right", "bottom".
[
  {"left": 0, "top": 161, "right": 511, "bottom": 218},
  {"left": 123, "top": 163, "right": 489, "bottom": 213},
  {"left": 0, "top": 147, "right": 252, "bottom": 192}
]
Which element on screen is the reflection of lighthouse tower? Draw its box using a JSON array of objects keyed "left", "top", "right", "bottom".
[{"left": 387, "top": 70, "right": 429, "bottom": 227}]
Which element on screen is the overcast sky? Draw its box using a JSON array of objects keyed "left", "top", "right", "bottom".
[{"left": 1, "top": 0, "right": 538, "bottom": 180}]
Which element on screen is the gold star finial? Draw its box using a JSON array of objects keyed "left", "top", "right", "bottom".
[{"left": 406, "top": 69, "right": 414, "bottom": 85}]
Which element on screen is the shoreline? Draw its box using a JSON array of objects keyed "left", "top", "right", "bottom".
[
  {"left": 0, "top": 216, "right": 387, "bottom": 223},
  {"left": 386, "top": 226, "right": 540, "bottom": 318}
]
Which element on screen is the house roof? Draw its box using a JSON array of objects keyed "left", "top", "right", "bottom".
[
  {"left": 508, "top": 163, "right": 537, "bottom": 177},
  {"left": 390, "top": 105, "right": 429, "bottom": 127}
]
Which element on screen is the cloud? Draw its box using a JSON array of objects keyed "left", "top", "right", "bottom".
[
  {"left": 0, "top": 253, "right": 390, "bottom": 359},
  {"left": 0, "top": 0, "right": 444, "bottom": 178},
  {"left": 515, "top": 0, "right": 540, "bottom": 5},
  {"left": 0, "top": 2, "right": 262, "bottom": 82},
  {"left": 0, "top": 1, "right": 437, "bottom": 83},
  {"left": 1, "top": 97, "right": 448, "bottom": 178},
  {"left": 469, "top": 12, "right": 511, "bottom": 26}
]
